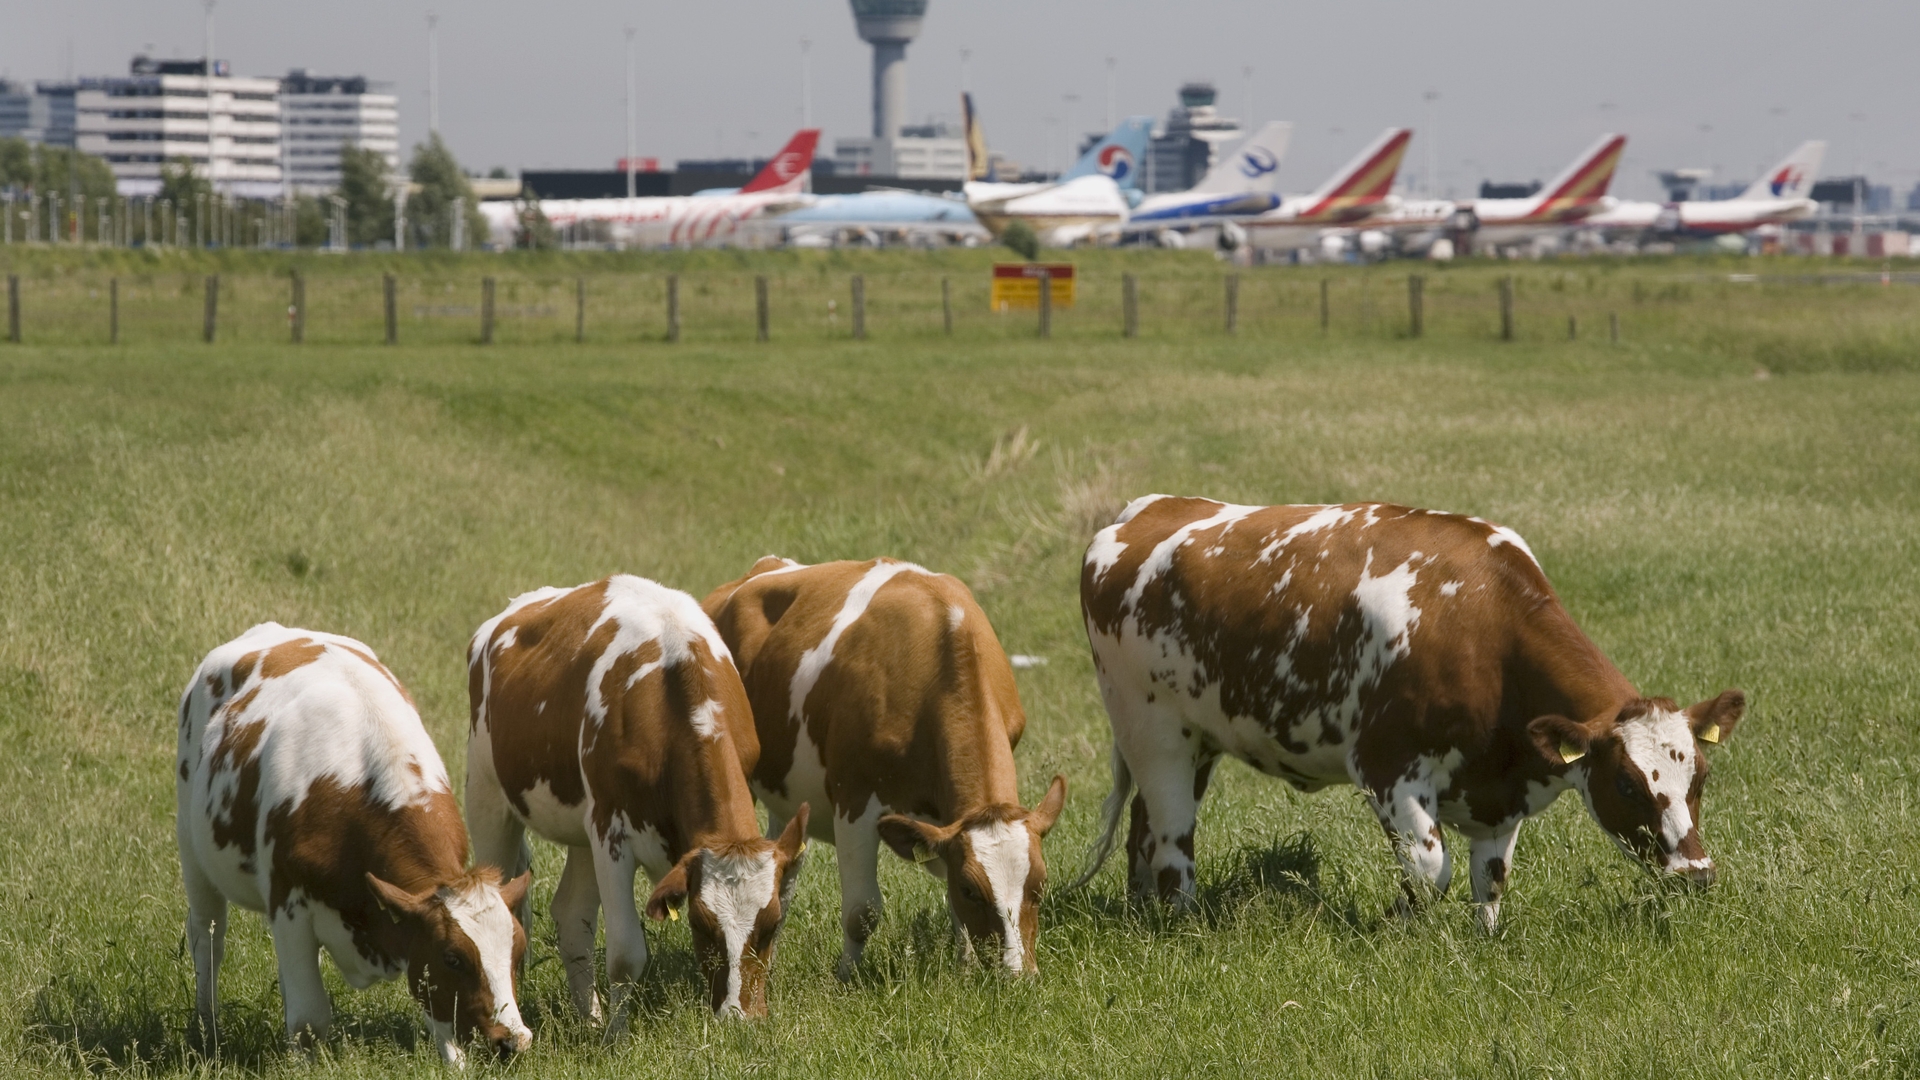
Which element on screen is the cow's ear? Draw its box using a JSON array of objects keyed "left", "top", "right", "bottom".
[
  {"left": 775, "top": 804, "right": 811, "bottom": 863},
  {"left": 877, "top": 815, "right": 954, "bottom": 864},
  {"left": 367, "top": 873, "right": 434, "bottom": 922},
  {"left": 1527, "top": 715, "right": 1593, "bottom": 767},
  {"left": 1688, "top": 689, "right": 1745, "bottom": 745},
  {"left": 645, "top": 855, "right": 695, "bottom": 922},
  {"left": 497, "top": 870, "right": 532, "bottom": 915},
  {"left": 1025, "top": 775, "right": 1069, "bottom": 839}
]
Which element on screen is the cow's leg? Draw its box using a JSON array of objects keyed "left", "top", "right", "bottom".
[
  {"left": 181, "top": 857, "right": 227, "bottom": 1053},
  {"left": 832, "top": 799, "right": 885, "bottom": 981},
  {"left": 589, "top": 839, "right": 649, "bottom": 1040},
  {"left": 465, "top": 750, "right": 533, "bottom": 932},
  {"left": 1468, "top": 825, "right": 1522, "bottom": 931},
  {"left": 268, "top": 910, "right": 331, "bottom": 1052},
  {"left": 1121, "top": 736, "right": 1216, "bottom": 909},
  {"left": 552, "top": 845, "right": 605, "bottom": 1023},
  {"left": 1371, "top": 778, "right": 1452, "bottom": 915}
]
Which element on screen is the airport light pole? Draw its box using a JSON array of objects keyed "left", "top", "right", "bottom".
[
  {"left": 204, "top": 0, "right": 216, "bottom": 194},
  {"left": 1105, "top": 57, "right": 1116, "bottom": 133},
  {"left": 427, "top": 12, "right": 440, "bottom": 136},
  {"left": 801, "top": 39, "right": 813, "bottom": 129},
  {"left": 625, "top": 27, "right": 637, "bottom": 199},
  {"left": 1063, "top": 93, "right": 1078, "bottom": 170},
  {"left": 1423, "top": 90, "right": 1438, "bottom": 198}
]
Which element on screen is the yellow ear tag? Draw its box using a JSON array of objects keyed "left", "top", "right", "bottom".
[
  {"left": 1559, "top": 741, "right": 1586, "bottom": 764},
  {"left": 913, "top": 844, "right": 936, "bottom": 864},
  {"left": 1699, "top": 723, "right": 1721, "bottom": 744},
  {"left": 668, "top": 906, "right": 679, "bottom": 922}
]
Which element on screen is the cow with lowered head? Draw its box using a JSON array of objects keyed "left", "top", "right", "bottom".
[
  {"left": 466, "top": 575, "right": 809, "bottom": 1026},
  {"left": 1074, "top": 497, "right": 1746, "bottom": 928},
  {"left": 705, "top": 557, "right": 1067, "bottom": 977},
  {"left": 177, "top": 623, "right": 532, "bottom": 1065}
]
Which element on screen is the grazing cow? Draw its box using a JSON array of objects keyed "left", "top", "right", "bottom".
[
  {"left": 176, "top": 623, "right": 532, "bottom": 1065},
  {"left": 466, "top": 575, "right": 809, "bottom": 1024},
  {"left": 1074, "top": 497, "right": 1746, "bottom": 928},
  {"left": 704, "top": 557, "right": 1067, "bottom": 977}
]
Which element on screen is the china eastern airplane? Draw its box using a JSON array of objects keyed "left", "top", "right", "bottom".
[
  {"left": 1240, "top": 127, "right": 1414, "bottom": 251},
  {"left": 960, "top": 92, "right": 1154, "bottom": 246},
  {"left": 1120, "top": 120, "right": 1295, "bottom": 238},
  {"left": 1376, "top": 134, "right": 1626, "bottom": 250},
  {"left": 480, "top": 129, "right": 820, "bottom": 249},
  {"left": 1584, "top": 140, "right": 1826, "bottom": 238}
]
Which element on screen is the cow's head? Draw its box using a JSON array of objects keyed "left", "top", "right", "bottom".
[
  {"left": 645, "top": 804, "right": 810, "bottom": 1018},
  {"left": 1530, "top": 690, "right": 1746, "bottom": 886},
  {"left": 876, "top": 774, "right": 1068, "bottom": 974},
  {"left": 367, "top": 868, "right": 533, "bottom": 1065}
]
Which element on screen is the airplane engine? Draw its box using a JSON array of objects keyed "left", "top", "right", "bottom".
[
  {"left": 1154, "top": 229, "right": 1187, "bottom": 250},
  {"left": 1358, "top": 229, "right": 1389, "bottom": 256},
  {"left": 1319, "top": 233, "right": 1350, "bottom": 260},
  {"left": 1217, "top": 221, "right": 1248, "bottom": 252}
]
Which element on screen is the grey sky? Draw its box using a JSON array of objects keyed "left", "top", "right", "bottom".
[{"left": 6, "top": 0, "right": 1917, "bottom": 200}]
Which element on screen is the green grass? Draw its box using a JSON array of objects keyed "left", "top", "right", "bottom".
[{"left": 2, "top": 248, "right": 1918, "bottom": 1077}]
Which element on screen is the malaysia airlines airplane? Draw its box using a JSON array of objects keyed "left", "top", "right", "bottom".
[
  {"left": 960, "top": 92, "right": 1154, "bottom": 246},
  {"left": 1121, "top": 121, "right": 1295, "bottom": 238},
  {"left": 1240, "top": 127, "right": 1414, "bottom": 251},
  {"left": 1584, "top": 140, "right": 1826, "bottom": 238},
  {"left": 481, "top": 129, "right": 820, "bottom": 249}
]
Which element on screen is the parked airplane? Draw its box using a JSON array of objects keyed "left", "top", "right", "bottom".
[
  {"left": 757, "top": 188, "right": 988, "bottom": 247},
  {"left": 1121, "top": 121, "right": 1295, "bottom": 240},
  {"left": 960, "top": 93, "right": 1154, "bottom": 246},
  {"left": 1377, "top": 134, "right": 1625, "bottom": 252},
  {"left": 481, "top": 129, "right": 820, "bottom": 249},
  {"left": 1240, "top": 127, "right": 1414, "bottom": 251},
  {"left": 1584, "top": 140, "right": 1826, "bottom": 238}
]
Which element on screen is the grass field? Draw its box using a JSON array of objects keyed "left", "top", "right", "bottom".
[{"left": 2, "top": 248, "right": 1918, "bottom": 1078}]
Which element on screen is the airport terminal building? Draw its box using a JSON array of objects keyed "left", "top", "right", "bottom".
[
  {"left": 74, "top": 57, "right": 282, "bottom": 197},
  {"left": 280, "top": 71, "right": 399, "bottom": 194}
]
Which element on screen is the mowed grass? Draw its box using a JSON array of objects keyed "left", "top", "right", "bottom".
[{"left": 1, "top": 250, "right": 1918, "bottom": 1078}]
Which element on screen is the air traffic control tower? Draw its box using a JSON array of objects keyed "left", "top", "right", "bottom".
[{"left": 850, "top": 0, "right": 926, "bottom": 139}]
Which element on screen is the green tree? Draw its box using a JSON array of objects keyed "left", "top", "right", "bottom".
[
  {"left": 513, "top": 198, "right": 557, "bottom": 250},
  {"left": 159, "top": 158, "right": 214, "bottom": 243},
  {"left": 1000, "top": 218, "right": 1040, "bottom": 260},
  {"left": 292, "top": 194, "right": 330, "bottom": 248},
  {"left": 0, "top": 138, "right": 34, "bottom": 189},
  {"left": 1, "top": 140, "right": 119, "bottom": 240},
  {"left": 406, "top": 133, "right": 488, "bottom": 250},
  {"left": 338, "top": 145, "right": 396, "bottom": 248}
]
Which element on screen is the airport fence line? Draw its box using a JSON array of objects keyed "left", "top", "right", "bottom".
[{"left": 0, "top": 253, "right": 1916, "bottom": 367}]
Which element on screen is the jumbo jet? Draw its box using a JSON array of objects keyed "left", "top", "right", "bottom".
[
  {"left": 1120, "top": 120, "right": 1295, "bottom": 242},
  {"left": 1376, "top": 134, "right": 1626, "bottom": 251},
  {"left": 1584, "top": 140, "right": 1826, "bottom": 238},
  {"left": 960, "top": 92, "right": 1154, "bottom": 246},
  {"left": 1240, "top": 127, "right": 1414, "bottom": 251},
  {"left": 481, "top": 129, "right": 820, "bottom": 249}
]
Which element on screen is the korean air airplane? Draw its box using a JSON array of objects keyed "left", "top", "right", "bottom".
[{"left": 960, "top": 92, "right": 1154, "bottom": 246}]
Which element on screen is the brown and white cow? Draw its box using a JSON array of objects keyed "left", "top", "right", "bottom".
[
  {"left": 465, "top": 575, "right": 809, "bottom": 1025},
  {"left": 177, "top": 623, "right": 532, "bottom": 1065},
  {"left": 1074, "top": 497, "right": 1747, "bottom": 928},
  {"left": 704, "top": 557, "right": 1067, "bottom": 977}
]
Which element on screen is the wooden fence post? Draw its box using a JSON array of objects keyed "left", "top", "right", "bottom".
[
  {"left": 290, "top": 271, "right": 305, "bottom": 344},
  {"left": 1037, "top": 268, "right": 1052, "bottom": 339},
  {"left": 576, "top": 277, "right": 586, "bottom": 343},
  {"left": 755, "top": 275, "right": 769, "bottom": 342},
  {"left": 1319, "top": 278, "right": 1330, "bottom": 332},
  {"left": 481, "top": 277, "right": 495, "bottom": 344},
  {"left": 1408, "top": 274, "right": 1424, "bottom": 338},
  {"left": 109, "top": 277, "right": 119, "bottom": 344},
  {"left": 1499, "top": 275, "right": 1514, "bottom": 341},
  {"left": 941, "top": 277, "right": 952, "bottom": 335},
  {"left": 1224, "top": 273, "right": 1239, "bottom": 335},
  {"left": 1123, "top": 273, "right": 1138, "bottom": 338},
  {"left": 667, "top": 274, "right": 680, "bottom": 342},
  {"left": 384, "top": 273, "right": 398, "bottom": 345},
  {"left": 203, "top": 274, "right": 218, "bottom": 343},
  {"left": 7, "top": 275, "right": 18, "bottom": 343},
  {"left": 1609, "top": 312, "right": 1620, "bottom": 344},
  {"left": 851, "top": 275, "right": 866, "bottom": 340},
  {"left": 1567, "top": 314, "right": 1578, "bottom": 340}
]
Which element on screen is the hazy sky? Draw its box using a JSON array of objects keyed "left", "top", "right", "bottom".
[{"left": 6, "top": 0, "right": 1917, "bottom": 200}]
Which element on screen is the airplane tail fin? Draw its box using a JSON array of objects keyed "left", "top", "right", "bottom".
[
  {"left": 1061, "top": 116, "right": 1154, "bottom": 190},
  {"left": 1527, "top": 133, "right": 1625, "bottom": 213},
  {"left": 739, "top": 129, "right": 820, "bottom": 194},
  {"left": 963, "top": 93, "right": 995, "bottom": 181},
  {"left": 1738, "top": 140, "right": 1826, "bottom": 201},
  {"left": 1302, "top": 127, "right": 1412, "bottom": 214},
  {"left": 1190, "top": 120, "right": 1293, "bottom": 194}
]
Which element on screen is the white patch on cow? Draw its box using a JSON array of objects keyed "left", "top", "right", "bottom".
[
  {"left": 1348, "top": 551, "right": 1424, "bottom": 686},
  {"left": 688, "top": 699, "right": 724, "bottom": 741},
  {"left": 470, "top": 587, "right": 567, "bottom": 721},
  {"left": 309, "top": 899, "right": 401, "bottom": 989},
  {"left": 602, "top": 811, "right": 672, "bottom": 880},
  {"left": 583, "top": 576, "right": 735, "bottom": 731},
  {"left": 948, "top": 604, "right": 966, "bottom": 631},
  {"left": 429, "top": 1014, "right": 462, "bottom": 1066},
  {"left": 965, "top": 820, "right": 1032, "bottom": 972},
  {"left": 1617, "top": 708, "right": 1705, "bottom": 872},
  {"left": 1122, "top": 501, "right": 1263, "bottom": 611},
  {"left": 697, "top": 849, "right": 778, "bottom": 1017},
  {"left": 446, "top": 884, "right": 532, "bottom": 1052},
  {"left": 788, "top": 560, "right": 931, "bottom": 724},
  {"left": 1467, "top": 519, "right": 1541, "bottom": 568},
  {"left": 1439, "top": 580, "right": 1463, "bottom": 597},
  {"left": 1114, "top": 493, "right": 1171, "bottom": 526},
  {"left": 1255, "top": 504, "right": 1361, "bottom": 564}
]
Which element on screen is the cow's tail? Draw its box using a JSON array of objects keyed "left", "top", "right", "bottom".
[{"left": 1064, "top": 743, "right": 1132, "bottom": 893}]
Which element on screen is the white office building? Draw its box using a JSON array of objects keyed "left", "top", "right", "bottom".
[
  {"left": 75, "top": 57, "right": 281, "bottom": 196},
  {"left": 279, "top": 71, "right": 399, "bottom": 194},
  {"left": 0, "top": 79, "right": 77, "bottom": 146},
  {"left": 833, "top": 121, "right": 966, "bottom": 181}
]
